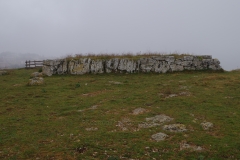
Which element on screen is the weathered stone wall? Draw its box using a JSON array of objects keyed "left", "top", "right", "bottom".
[{"left": 42, "top": 55, "right": 222, "bottom": 76}]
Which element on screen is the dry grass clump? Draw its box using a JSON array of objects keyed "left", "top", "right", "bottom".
[{"left": 64, "top": 52, "right": 191, "bottom": 60}]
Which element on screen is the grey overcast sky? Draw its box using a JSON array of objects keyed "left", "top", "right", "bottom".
[{"left": 0, "top": 0, "right": 239, "bottom": 70}]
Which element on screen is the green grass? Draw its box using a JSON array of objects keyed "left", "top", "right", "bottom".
[{"left": 0, "top": 68, "right": 240, "bottom": 159}]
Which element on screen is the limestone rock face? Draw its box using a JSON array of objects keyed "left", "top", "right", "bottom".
[
  {"left": 42, "top": 59, "right": 67, "bottom": 76},
  {"left": 57, "top": 59, "right": 68, "bottom": 74},
  {"left": 140, "top": 58, "right": 156, "bottom": 72},
  {"left": 69, "top": 58, "right": 91, "bottom": 75},
  {"left": 42, "top": 55, "right": 223, "bottom": 76},
  {"left": 164, "top": 56, "right": 175, "bottom": 64},
  {"left": 170, "top": 64, "right": 184, "bottom": 72},
  {"left": 117, "top": 59, "right": 137, "bottom": 73},
  {"left": 90, "top": 60, "right": 105, "bottom": 74},
  {"left": 184, "top": 56, "right": 194, "bottom": 61},
  {"left": 42, "top": 60, "right": 54, "bottom": 76},
  {"left": 126, "top": 60, "right": 137, "bottom": 73},
  {"left": 153, "top": 61, "right": 170, "bottom": 73},
  {"left": 105, "top": 58, "right": 119, "bottom": 73}
]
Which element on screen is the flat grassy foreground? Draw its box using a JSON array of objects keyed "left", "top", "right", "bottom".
[{"left": 0, "top": 68, "right": 240, "bottom": 160}]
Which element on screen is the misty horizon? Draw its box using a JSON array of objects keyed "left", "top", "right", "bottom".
[{"left": 1, "top": 0, "right": 240, "bottom": 70}]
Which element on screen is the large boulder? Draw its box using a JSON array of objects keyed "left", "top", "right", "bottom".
[{"left": 42, "top": 59, "right": 68, "bottom": 76}]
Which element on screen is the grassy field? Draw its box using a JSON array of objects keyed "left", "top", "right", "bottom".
[{"left": 0, "top": 68, "right": 240, "bottom": 159}]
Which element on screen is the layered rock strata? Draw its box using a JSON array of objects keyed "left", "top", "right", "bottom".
[{"left": 42, "top": 55, "right": 222, "bottom": 76}]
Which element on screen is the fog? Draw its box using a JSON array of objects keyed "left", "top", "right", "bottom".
[{"left": 0, "top": 0, "right": 240, "bottom": 70}]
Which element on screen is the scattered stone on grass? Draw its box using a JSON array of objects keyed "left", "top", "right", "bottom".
[
  {"left": 0, "top": 70, "right": 8, "bottom": 75},
  {"left": 151, "top": 132, "right": 168, "bottom": 141},
  {"left": 28, "top": 77, "right": 44, "bottom": 86},
  {"left": 108, "top": 81, "right": 123, "bottom": 84},
  {"left": 166, "top": 94, "right": 178, "bottom": 98},
  {"left": 85, "top": 127, "right": 98, "bottom": 131},
  {"left": 132, "top": 108, "right": 147, "bottom": 115},
  {"left": 180, "top": 141, "right": 203, "bottom": 151},
  {"left": 116, "top": 117, "right": 138, "bottom": 131},
  {"left": 89, "top": 105, "right": 98, "bottom": 110},
  {"left": 201, "top": 121, "right": 213, "bottom": 130},
  {"left": 164, "top": 91, "right": 192, "bottom": 98},
  {"left": 179, "top": 86, "right": 188, "bottom": 90},
  {"left": 192, "top": 118, "right": 198, "bottom": 123},
  {"left": 224, "top": 96, "right": 234, "bottom": 99},
  {"left": 77, "top": 105, "right": 98, "bottom": 112},
  {"left": 138, "top": 114, "right": 173, "bottom": 128},
  {"left": 116, "top": 118, "right": 131, "bottom": 131},
  {"left": 178, "top": 92, "right": 191, "bottom": 96},
  {"left": 163, "top": 124, "right": 187, "bottom": 132},
  {"left": 31, "top": 72, "right": 43, "bottom": 78}
]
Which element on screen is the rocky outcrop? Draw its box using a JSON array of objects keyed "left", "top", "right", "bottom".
[
  {"left": 68, "top": 58, "right": 91, "bottom": 75},
  {"left": 42, "top": 59, "right": 68, "bottom": 76},
  {"left": 42, "top": 55, "right": 222, "bottom": 76},
  {"left": 0, "top": 70, "right": 8, "bottom": 76}
]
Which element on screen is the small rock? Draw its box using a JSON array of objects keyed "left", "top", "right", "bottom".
[
  {"left": 180, "top": 86, "right": 188, "bottom": 89},
  {"left": 166, "top": 94, "right": 178, "bottom": 98},
  {"left": 192, "top": 118, "right": 198, "bottom": 123},
  {"left": 163, "top": 124, "right": 187, "bottom": 132},
  {"left": 28, "top": 77, "right": 44, "bottom": 86},
  {"left": 138, "top": 114, "right": 173, "bottom": 128},
  {"left": 89, "top": 105, "right": 98, "bottom": 109},
  {"left": 132, "top": 108, "right": 147, "bottom": 115},
  {"left": 224, "top": 96, "right": 233, "bottom": 99},
  {"left": 180, "top": 141, "right": 203, "bottom": 151},
  {"left": 201, "top": 121, "right": 213, "bottom": 130},
  {"left": 179, "top": 92, "right": 191, "bottom": 96},
  {"left": 108, "top": 81, "right": 123, "bottom": 84},
  {"left": 151, "top": 132, "right": 168, "bottom": 141},
  {"left": 85, "top": 127, "right": 98, "bottom": 131}
]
